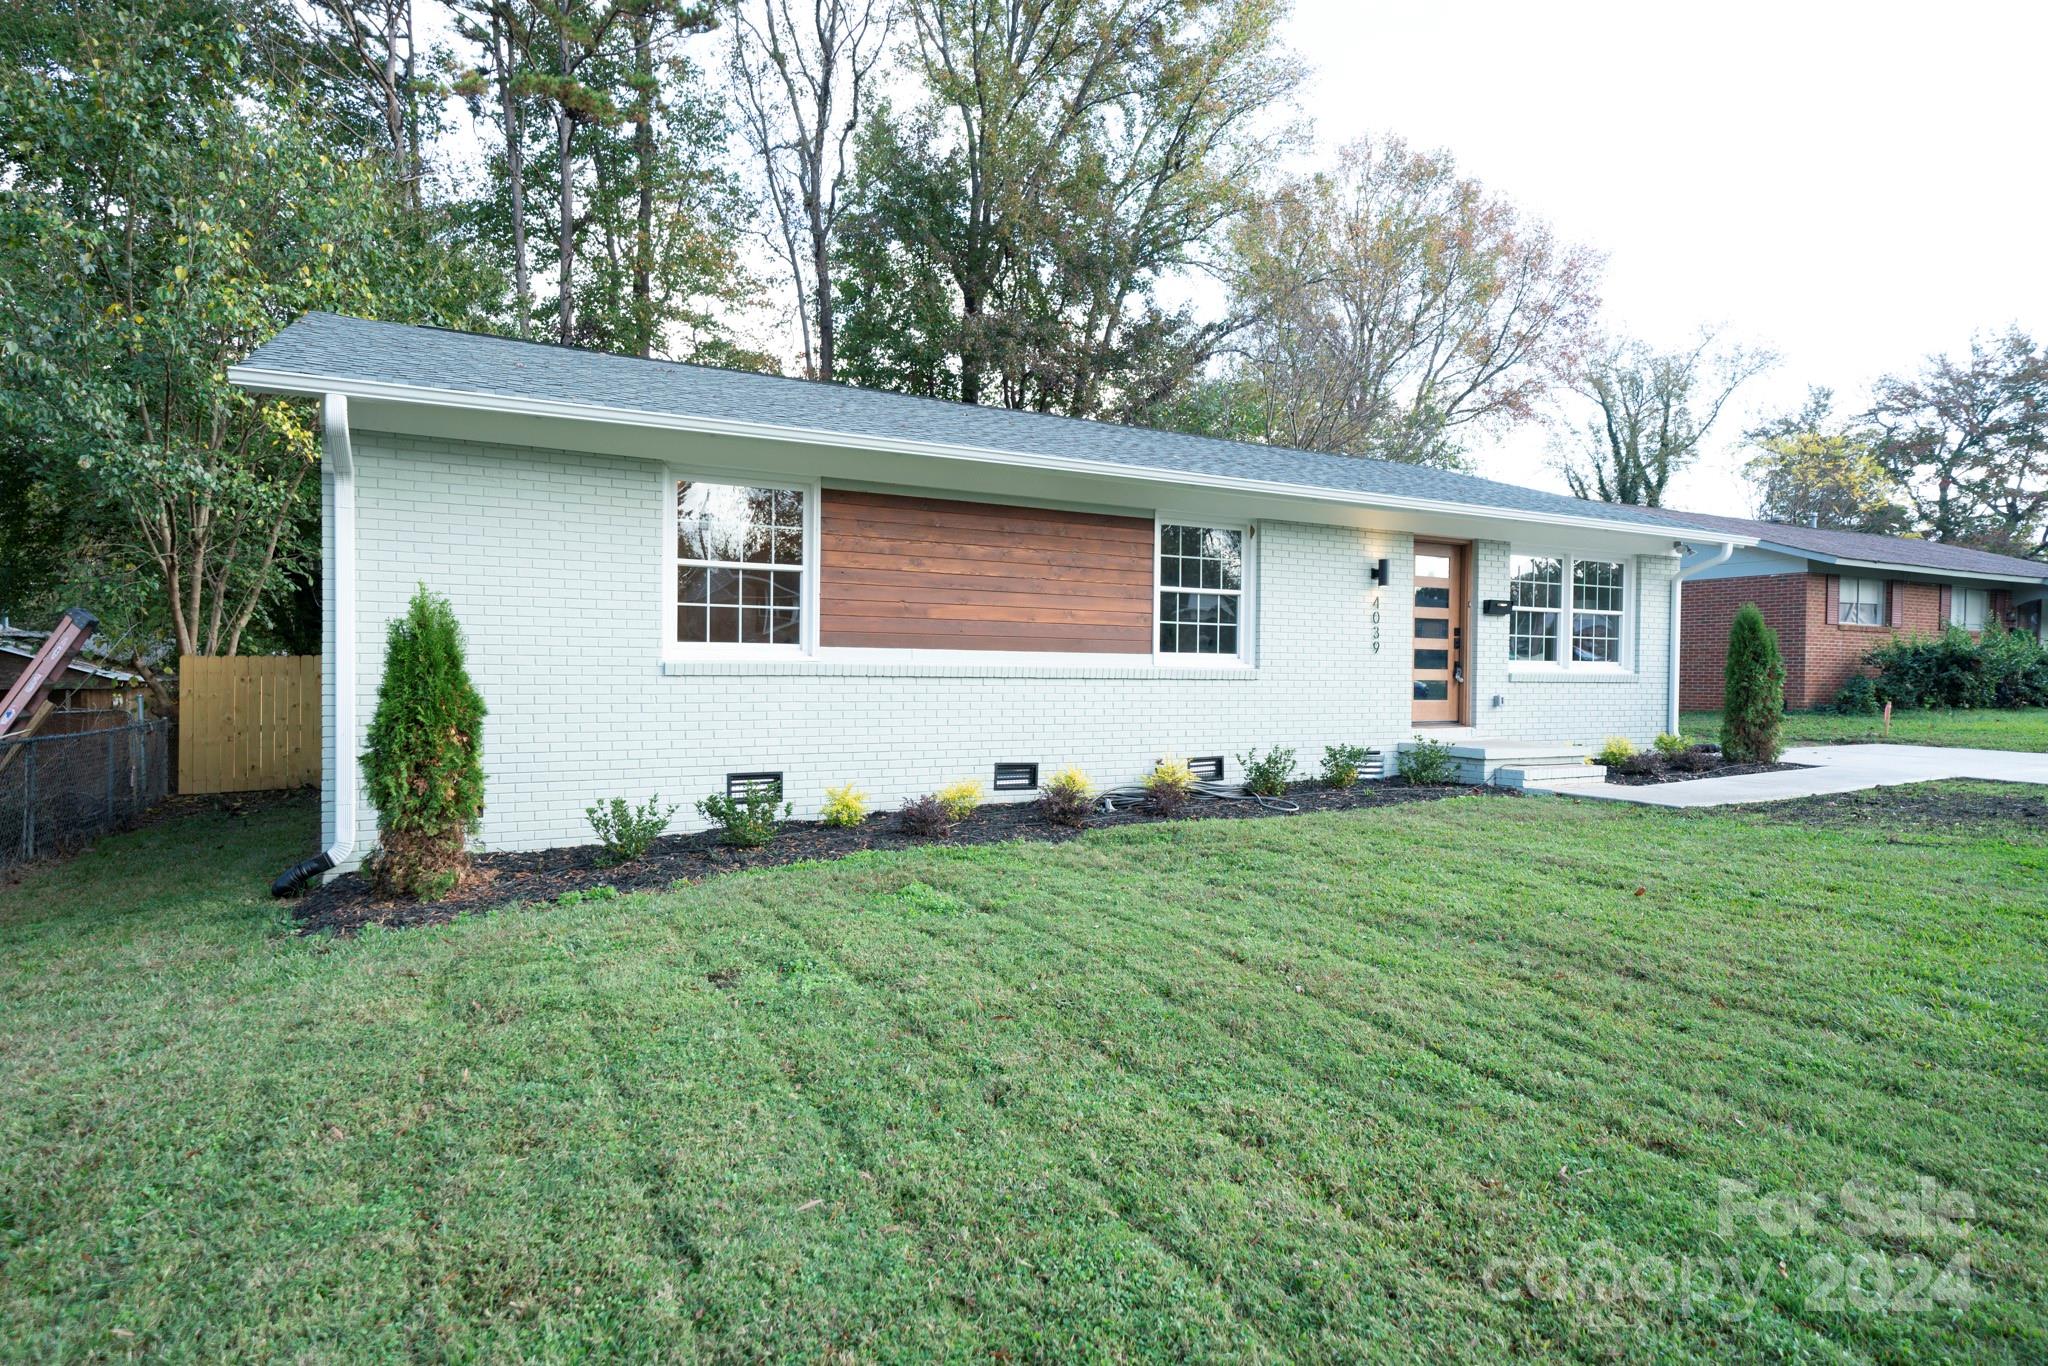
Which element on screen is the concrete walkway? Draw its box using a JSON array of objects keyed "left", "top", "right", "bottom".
[{"left": 1546, "top": 743, "right": 2048, "bottom": 808}]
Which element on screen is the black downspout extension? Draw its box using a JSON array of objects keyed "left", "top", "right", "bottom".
[{"left": 271, "top": 851, "right": 335, "bottom": 898}]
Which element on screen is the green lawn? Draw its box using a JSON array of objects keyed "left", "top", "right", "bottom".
[
  {"left": 1683, "top": 706, "right": 2048, "bottom": 752},
  {"left": 3, "top": 791, "right": 2045, "bottom": 1360}
]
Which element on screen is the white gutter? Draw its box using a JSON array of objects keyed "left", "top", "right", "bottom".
[
  {"left": 226, "top": 365, "right": 1753, "bottom": 548},
  {"left": 323, "top": 392, "right": 357, "bottom": 873},
  {"left": 1669, "top": 539, "right": 1737, "bottom": 734}
]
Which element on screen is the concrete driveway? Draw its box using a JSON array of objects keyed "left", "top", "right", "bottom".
[{"left": 1555, "top": 743, "right": 2048, "bottom": 808}]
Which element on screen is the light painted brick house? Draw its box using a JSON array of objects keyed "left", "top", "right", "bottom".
[
  {"left": 233, "top": 314, "right": 1765, "bottom": 866},
  {"left": 1627, "top": 508, "right": 2048, "bottom": 711}
]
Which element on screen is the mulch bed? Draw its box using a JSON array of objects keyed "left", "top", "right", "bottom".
[
  {"left": 1605, "top": 757, "right": 1812, "bottom": 786},
  {"left": 292, "top": 778, "right": 1514, "bottom": 935}
]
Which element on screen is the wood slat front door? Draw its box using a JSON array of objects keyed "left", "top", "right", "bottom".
[{"left": 1411, "top": 542, "right": 1465, "bottom": 724}]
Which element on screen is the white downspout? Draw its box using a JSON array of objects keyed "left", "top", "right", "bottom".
[
  {"left": 324, "top": 392, "right": 357, "bottom": 871},
  {"left": 1668, "top": 539, "right": 1736, "bottom": 734}
]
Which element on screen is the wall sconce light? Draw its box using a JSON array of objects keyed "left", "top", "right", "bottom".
[{"left": 1367, "top": 558, "right": 1389, "bottom": 586}]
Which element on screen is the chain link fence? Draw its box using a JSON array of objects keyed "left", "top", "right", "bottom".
[{"left": 0, "top": 719, "right": 170, "bottom": 868}]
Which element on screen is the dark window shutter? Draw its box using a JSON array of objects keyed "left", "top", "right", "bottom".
[
  {"left": 1824, "top": 575, "right": 1840, "bottom": 624},
  {"left": 1938, "top": 585, "right": 1952, "bottom": 626},
  {"left": 1888, "top": 581, "right": 1904, "bottom": 628}
]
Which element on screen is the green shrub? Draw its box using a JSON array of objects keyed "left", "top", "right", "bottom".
[
  {"left": 1721, "top": 603, "right": 1787, "bottom": 763},
  {"left": 897, "top": 794, "right": 954, "bottom": 838},
  {"left": 1652, "top": 732, "right": 1690, "bottom": 759},
  {"left": 1236, "top": 746, "right": 1296, "bottom": 797},
  {"left": 1320, "top": 743, "right": 1372, "bottom": 789},
  {"left": 1037, "top": 766, "right": 1095, "bottom": 828},
  {"left": 1396, "top": 737, "right": 1460, "bottom": 785},
  {"left": 935, "top": 779, "right": 983, "bottom": 823},
  {"left": 1865, "top": 625, "right": 2047, "bottom": 710},
  {"left": 585, "top": 795, "right": 678, "bottom": 865},
  {"left": 1144, "top": 757, "right": 1199, "bottom": 815},
  {"left": 1832, "top": 675, "right": 1881, "bottom": 716},
  {"left": 821, "top": 784, "right": 868, "bottom": 828},
  {"left": 695, "top": 787, "right": 791, "bottom": 847},
  {"left": 362, "top": 586, "right": 486, "bottom": 900},
  {"left": 1594, "top": 736, "right": 1637, "bottom": 767}
]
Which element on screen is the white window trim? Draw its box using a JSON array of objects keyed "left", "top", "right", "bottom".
[
  {"left": 1504, "top": 548, "right": 1635, "bottom": 677},
  {"left": 1839, "top": 575, "right": 1886, "bottom": 626},
  {"left": 1951, "top": 585, "right": 1990, "bottom": 631},
  {"left": 660, "top": 468, "right": 821, "bottom": 661},
  {"left": 1152, "top": 514, "right": 1256, "bottom": 667}
]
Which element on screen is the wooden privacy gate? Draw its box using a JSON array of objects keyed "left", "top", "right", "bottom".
[{"left": 178, "top": 655, "right": 321, "bottom": 794}]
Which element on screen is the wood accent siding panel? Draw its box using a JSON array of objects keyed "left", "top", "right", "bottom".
[{"left": 819, "top": 489, "right": 1154, "bottom": 652}]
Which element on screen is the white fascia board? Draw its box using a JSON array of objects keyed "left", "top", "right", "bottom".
[
  {"left": 227, "top": 365, "right": 1756, "bottom": 549},
  {"left": 1780, "top": 547, "right": 2048, "bottom": 586}
]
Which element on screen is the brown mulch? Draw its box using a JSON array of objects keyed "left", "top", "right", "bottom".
[
  {"left": 291, "top": 778, "right": 1515, "bottom": 935},
  {"left": 1605, "top": 758, "right": 1812, "bottom": 786}
]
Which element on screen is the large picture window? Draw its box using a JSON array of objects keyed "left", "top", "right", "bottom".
[
  {"left": 674, "top": 481, "right": 805, "bottom": 648},
  {"left": 1508, "top": 553, "right": 1628, "bottom": 669},
  {"left": 1158, "top": 524, "right": 1243, "bottom": 656}
]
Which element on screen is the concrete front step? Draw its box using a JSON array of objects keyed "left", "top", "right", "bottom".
[
  {"left": 1400, "top": 738, "right": 1597, "bottom": 786},
  {"left": 1497, "top": 762, "right": 1606, "bottom": 784},
  {"left": 1494, "top": 764, "right": 1608, "bottom": 790}
]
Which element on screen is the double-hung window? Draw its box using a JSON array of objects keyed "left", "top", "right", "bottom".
[
  {"left": 1839, "top": 576, "right": 1885, "bottom": 625},
  {"left": 1158, "top": 524, "right": 1244, "bottom": 657},
  {"left": 674, "top": 481, "right": 806, "bottom": 649},
  {"left": 1508, "top": 553, "right": 1628, "bottom": 669},
  {"left": 1951, "top": 586, "right": 1989, "bottom": 631}
]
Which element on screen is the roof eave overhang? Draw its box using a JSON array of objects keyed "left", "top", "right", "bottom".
[
  {"left": 228, "top": 365, "right": 1756, "bottom": 550},
  {"left": 1775, "top": 545, "right": 2048, "bottom": 586}
]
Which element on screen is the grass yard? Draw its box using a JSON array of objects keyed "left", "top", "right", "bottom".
[
  {"left": 3, "top": 789, "right": 2045, "bottom": 1360},
  {"left": 1682, "top": 706, "right": 2048, "bottom": 752}
]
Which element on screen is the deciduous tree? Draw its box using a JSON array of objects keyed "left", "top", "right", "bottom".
[
  {"left": 1212, "top": 136, "right": 1602, "bottom": 467},
  {"left": 1556, "top": 332, "right": 1773, "bottom": 507},
  {"left": 837, "top": 0, "right": 1299, "bottom": 416},
  {"left": 1865, "top": 329, "right": 2048, "bottom": 559},
  {"left": 726, "top": 0, "right": 894, "bottom": 380},
  {"left": 1743, "top": 388, "right": 1908, "bottom": 533}
]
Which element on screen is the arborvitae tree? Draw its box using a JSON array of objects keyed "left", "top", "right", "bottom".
[
  {"left": 1721, "top": 603, "right": 1786, "bottom": 764},
  {"left": 362, "top": 587, "right": 487, "bottom": 898}
]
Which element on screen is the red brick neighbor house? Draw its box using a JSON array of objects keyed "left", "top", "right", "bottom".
[{"left": 1639, "top": 509, "right": 2048, "bottom": 711}]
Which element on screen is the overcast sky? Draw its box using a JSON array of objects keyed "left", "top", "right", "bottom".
[{"left": 1282, "top": 0, "right": 2048, "bottom": 513}]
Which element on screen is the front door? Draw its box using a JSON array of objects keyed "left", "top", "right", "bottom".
[{"left": 1411, "top": 541, "right": 1465, "bottom": 724}]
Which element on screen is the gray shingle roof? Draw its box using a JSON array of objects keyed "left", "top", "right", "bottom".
[
  {"left": 1626, "top": 505, "right": 2048, "bottom": 581},
  {"left": 237, "top": 313, "right": 1700, "bottom": 535}
]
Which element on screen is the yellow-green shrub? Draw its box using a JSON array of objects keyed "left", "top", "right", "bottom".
[
  {"left": 1038, "top": 766, "right": 1094, "bottom": 827},
  {"left": 1143, "top": 757, "right": 1199, "bottom": 815},
  {"left": 936, "top": 780, "right": 983, "bottom": 822},
  {"left": 1595, "top": 736, "right": 1637, "bottom": 767},
  {"left": 821, "top": 784, "right": 868, "bottom": 828}
]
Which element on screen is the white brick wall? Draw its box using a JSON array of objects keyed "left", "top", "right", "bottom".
[{"left": 328, "top": 431, "right": 1676, "bottom": 857}]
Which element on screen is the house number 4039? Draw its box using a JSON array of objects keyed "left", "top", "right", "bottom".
[{"left": 1370, "top": 593, "right": 1381, "bottom": 653}]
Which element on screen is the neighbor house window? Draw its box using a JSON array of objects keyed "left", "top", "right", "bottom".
[
  {"left": 1158, "top": 524, "right": 1243, "bottom": 656},
  {"left": 1839, "top": 576, "right": 1885, "bottom": 625},
  {"left": 1951, "top": 586, "right": 1989, "bottom": 631},
  {"left": 1508, "top": 553, "right": 1628, "bottom": 668},
  {"left": 674, "top": 481, "right": 804, "bottom": 647}
]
